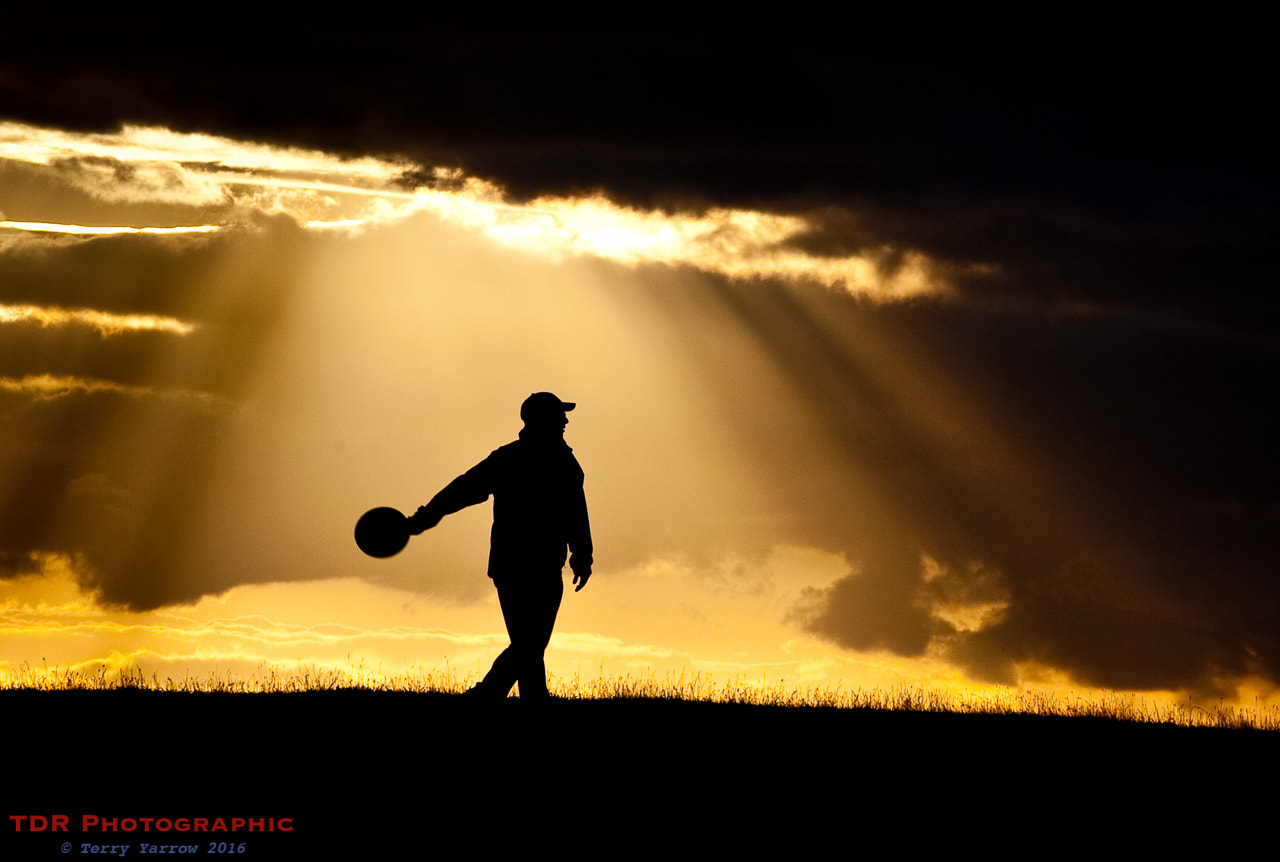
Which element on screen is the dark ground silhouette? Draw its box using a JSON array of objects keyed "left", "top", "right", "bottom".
[{"left": 2, "top": 690, "right": 1274, "bottom": 855}]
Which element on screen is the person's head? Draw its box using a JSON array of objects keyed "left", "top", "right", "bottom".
[{"left": 520, "top": 392, "right": 574, "bottom": 436}]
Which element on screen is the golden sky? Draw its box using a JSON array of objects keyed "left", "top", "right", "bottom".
[{"left": 0, "top": 119, "right": 1274, "bottom": 710}]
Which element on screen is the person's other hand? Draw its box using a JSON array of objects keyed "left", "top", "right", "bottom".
[{"left": 572, "top": 568, "right": 591, "bottom": 592}]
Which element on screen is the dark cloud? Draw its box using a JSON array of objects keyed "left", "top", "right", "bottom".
[
  {"left": 0, "top": 385, "right": 236, "bottom": 608},
  {"left": 0, "top": 549, "right": 45, "bottom": 580},
  {"left": 0, "top": 220, "right": 311, "bottom": 609},
  {"left": 693, "top": 281, "right": 1277, "bottom": 696},
  {"left": 0, "top": 219, "right": 310, "bottom": 390},
  {"left": 6, "top": 14, "right": 1269, "bottom": 338},
  {"left": 1, "top": 14, "right": 1276, "bottom": 695}
]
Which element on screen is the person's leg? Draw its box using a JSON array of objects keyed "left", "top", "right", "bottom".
[
  {"left": 486, "top": 574, "right": 563, "bottom": 700},
  {"left": 475, "top": 644, "right": 519, "bottom": 697}
]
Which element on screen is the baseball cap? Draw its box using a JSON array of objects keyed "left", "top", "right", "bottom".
[{"left": 520, "top": 392, "right": 576, "bottom": 422}]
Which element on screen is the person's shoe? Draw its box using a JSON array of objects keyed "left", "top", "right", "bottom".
[{"left": 463, "top": 682, "right": 507, "bottom": 699}]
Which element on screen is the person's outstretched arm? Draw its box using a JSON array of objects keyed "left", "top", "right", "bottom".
[{"left": 406, "top": 457, "right": 496, "bottom": 535}]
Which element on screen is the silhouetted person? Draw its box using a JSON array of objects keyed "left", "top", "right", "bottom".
[{"left": 407, "top": 392, "right": 592, "bottom": 700}]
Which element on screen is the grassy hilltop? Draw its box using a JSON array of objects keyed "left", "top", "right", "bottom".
[{"left": 3, "top": 675, "right": 1276, "bottom": 855}]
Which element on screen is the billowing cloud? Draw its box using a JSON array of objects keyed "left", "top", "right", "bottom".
[
  {"left": 0, "top": 304, "right": 195, "bottom": 336},
  {"left": 1, "top": 121, "right": 957, "bottom": 298}
]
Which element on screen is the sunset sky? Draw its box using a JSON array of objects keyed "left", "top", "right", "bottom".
[{"left": 0, "top": 14, "right": 1274, "bottom": 708}]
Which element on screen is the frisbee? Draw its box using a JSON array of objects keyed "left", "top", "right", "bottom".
[{"left": 354, "top": 507, "right": 410, "bottom": 558}]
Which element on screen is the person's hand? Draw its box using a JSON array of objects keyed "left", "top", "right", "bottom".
[
  {"left": 572, "top": 567, "right": 591, "bottom": 592},
  {"left": 406, "top": 506, "right": 441, "bottom": 535}
]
